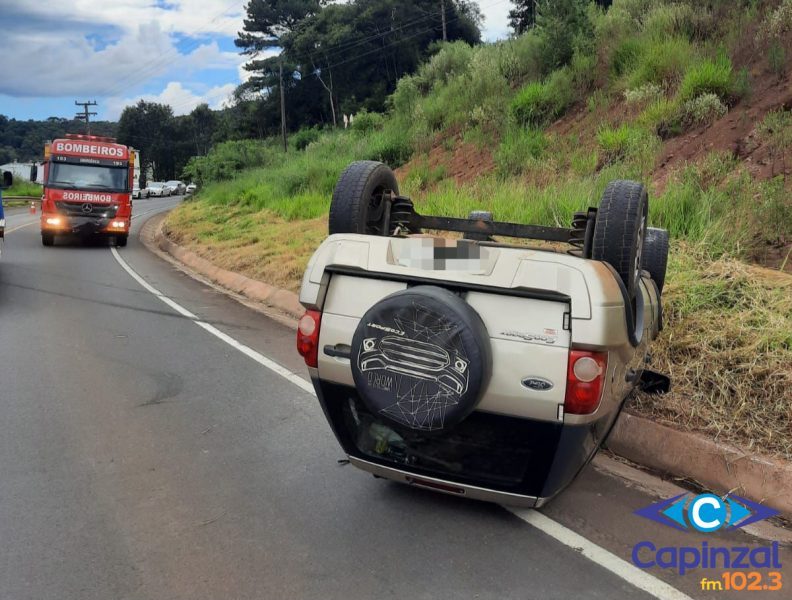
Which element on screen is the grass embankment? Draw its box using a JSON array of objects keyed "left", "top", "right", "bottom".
[
  {"left": 167, "top": 0, "right": 792, "bottom": 458},
  {"left": 2, "top": 180, "right": 41, "bottom": 201}
]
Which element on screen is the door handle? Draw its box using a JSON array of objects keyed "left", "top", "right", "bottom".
[{"left": 323, "top": 344, "right": 351, "bottom": 359}]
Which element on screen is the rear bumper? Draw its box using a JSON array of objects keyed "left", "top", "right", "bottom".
[
  {"left": 349, "top": 456, "right": 541, "bottom": 507},
  {"left": 314, "top": 380, "right": 615, "bottom": 506}
]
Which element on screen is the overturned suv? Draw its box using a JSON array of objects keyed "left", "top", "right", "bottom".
[{"left": 297, "top": 161, "right": 670, "bottom": 507}]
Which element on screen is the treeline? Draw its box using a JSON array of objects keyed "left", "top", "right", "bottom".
[
  {"left": 0, "top": 116, "right": 117, "bottom": 163},
  {"left": 116, "top": 101, "right": 224, "bottom": 183}
]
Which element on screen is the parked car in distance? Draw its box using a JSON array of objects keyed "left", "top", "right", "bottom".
[
  {"left": 132, "top": 185, "right": 149, "bottom": 199},
  {"left": 186, "top": 183, "right": 197, "bottom": 195},
  {"left": 147, "top": 182, "right": 169, "bottom": 197},
  {"left": 165, "top": 180, "right": 186, "bottom": 195}
]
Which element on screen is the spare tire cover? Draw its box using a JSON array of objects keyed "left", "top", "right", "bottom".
[{"left": 351, "top": 286, "right": 492, "bottom": 432}]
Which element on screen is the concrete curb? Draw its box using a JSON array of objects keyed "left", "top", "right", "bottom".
[
  {"left": 151, "top": 215, "right": 305, "bottom": 321},
  {"left": 607, "top": 412, "right": 792, "bottom": 518},
  {"left": 147, "top": 212, "right": 792, "bottom": 519}
]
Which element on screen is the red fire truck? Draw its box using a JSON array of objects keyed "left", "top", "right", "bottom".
[{"left": 40, "top": 134, "right": 135, "bottom": 247}]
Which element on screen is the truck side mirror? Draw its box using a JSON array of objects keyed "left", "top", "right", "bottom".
[
  {"left": 30, "top": 165, "right": 38, "bottom": 182},
  {"left": 1, "top": 171, "right": 12, "bottom": 189}
]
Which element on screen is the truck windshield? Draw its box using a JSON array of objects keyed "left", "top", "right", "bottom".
[{"left": 48, "top": 163, "right": 128, "bottom": 193}]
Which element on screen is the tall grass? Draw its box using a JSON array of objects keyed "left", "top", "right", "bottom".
[
  {"left": 511, "top": 69, "right": 575, "bottom": 127},
  {"left": 3, "top": 180, "right": 42, "bottom": 197},
  {"left": 628, "top": 37, "right": 695, "bottom": 89},
  {"left": 678, "top": 54, "right": 733, "bottom": 102}
]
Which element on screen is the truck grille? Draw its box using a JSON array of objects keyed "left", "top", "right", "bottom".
[{"left": 55, "top": 201, "right": 118, "bottom": 218}]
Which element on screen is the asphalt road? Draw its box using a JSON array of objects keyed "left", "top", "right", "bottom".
[{"left": 0, "top": 197, "right": 786, "bottom": 600}]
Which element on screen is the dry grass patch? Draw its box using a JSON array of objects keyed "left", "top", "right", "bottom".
[
  {"left": 633, "top": 245, "right": 792, "bottom": 459},
  {"left": 163, "top": 201, "right": 325, "bottom": 293}
]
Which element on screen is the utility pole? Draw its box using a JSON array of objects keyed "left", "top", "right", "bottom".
[
  {"left": 440, "top": 0, "right": 447, "bottom": 41},
  {"left": 74, "top": 100, "right": 98, "bottom": 135},
  {"left": 279, "top": 58, "right": 287, "bottom": 153}
]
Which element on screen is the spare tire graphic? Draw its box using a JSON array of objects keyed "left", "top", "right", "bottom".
[{"left": 351, "top": 286, "right": 492, "bottom": 432}]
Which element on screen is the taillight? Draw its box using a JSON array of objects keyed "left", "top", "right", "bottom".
[
  {"left": 564, "top": 349, "right": 608, "bottom": 415},
  {"left": 296, "top": 310, "right": 322, "bottom": 368}
]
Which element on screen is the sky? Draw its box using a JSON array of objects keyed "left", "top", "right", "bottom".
[{"left": 0, "top": 0, "right": 512, "bottom": 122}]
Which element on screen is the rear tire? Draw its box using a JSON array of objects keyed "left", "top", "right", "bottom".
[
  {"left": 642, "top": 227, "right": 669, "bottom": 293},
  {"left": 116, "top": 235, "right": 128, "bottom": 248},
  {"left": 592, "top": 180, "right": 648, "bottom": 299},
  {"left": 41, "top": 234, "right": 54, "bottom": 247},
  {"left": 329, "top": 161, "right": 399, "bottom": 235}
]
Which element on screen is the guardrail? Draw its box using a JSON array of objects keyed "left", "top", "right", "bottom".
[{"left": 2, "top": 196, "right": 40, "bottom": 202}]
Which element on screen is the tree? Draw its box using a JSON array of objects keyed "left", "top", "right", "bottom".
[
  {"left": 236, "top": 0, "right": 323, "bottom": 53},
  {"left": 116, "top": 101, "right": 175, "bottom": 180},
  {"left": 535, "top": 0, "right": 592, "bottom": 71},
  {"left": 509, "top": 0, "right": 612, "bottom": 37},
  {"left": 237, "top": 0, "right": 481, "bottom": 133},
  {"left": 508, "top": 0, "right": 537, "bottom": 34},
  {"left": 189, "top": 103, "right": 217, "bottom": 156}
]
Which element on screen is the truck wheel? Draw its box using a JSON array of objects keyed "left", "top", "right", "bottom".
[
  {"left": 642, "top": 227, "right": 669, "bottom": 294},
  {"left": 115, "top": 235, "right": 128, "bottom": 248},
  {"left": 41, "top": 234, "right": 54, "bottom": 247},
  {"left": 592, "top": 180, "right": 648, "bottom": 299},
  {"left": 329, "top": 161, "right": 399, "bottom": 235},
  {"left": 350, "top": 286, "right": 492, "bottom": 433}
]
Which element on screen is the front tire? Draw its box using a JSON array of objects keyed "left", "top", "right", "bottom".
[
  {"left": 115, "top": 235, "right": 128, "bottom": 248},
  {"left": 41, "top": 233, "right": 54, "bottom": 247},
  {"left": 329, "top": 161, "right": 399, "bottom": 235}
]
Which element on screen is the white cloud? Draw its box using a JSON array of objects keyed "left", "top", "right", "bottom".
[
  {"left": 4, "top": 0, "right": 245, "bottom": 38},
  {"left": 0, "top": 20, "right": 244, "bottom": 99},
  {"left": 105, "top": 81, "right": 237, "bottom": 119}
]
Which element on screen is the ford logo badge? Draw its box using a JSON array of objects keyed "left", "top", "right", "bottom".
[{"left": 521, "top": 377, "right": 554, "bottom": 391}]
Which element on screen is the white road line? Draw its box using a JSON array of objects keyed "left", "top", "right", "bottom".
[
  {"left": 110, "top": 246, "right": 315, "bottom": 396},
  {"left": 114, "top": 209, "right": 693, "bottom": 600},
  {"left": 509, "top": 508, "right": 694, "bottom": 600},
  {"left": 4, "top": 220, "right": 37, "bottom": 234}
]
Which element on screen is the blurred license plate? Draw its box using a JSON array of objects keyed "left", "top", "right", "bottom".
[{"left": 396, "top": 237, "right": 488, "bottom": 272}]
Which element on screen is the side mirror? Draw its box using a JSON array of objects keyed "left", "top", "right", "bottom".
[
  {"left": 1, "top": 171, "right": 12, "bottom": 189},
  {"left": 30, "top": 164, "right": 38, "bottom": 182},
  {"left": 638, "top": 369, "right": 671, "bottom": 395}
]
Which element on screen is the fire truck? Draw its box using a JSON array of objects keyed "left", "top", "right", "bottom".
[{"left": 40, "top": 134, "right": 135, "bottom": 247}]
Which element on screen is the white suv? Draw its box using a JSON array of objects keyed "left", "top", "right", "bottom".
[{"left": 297, "top": 161, "right": 669, "bottom": 507}]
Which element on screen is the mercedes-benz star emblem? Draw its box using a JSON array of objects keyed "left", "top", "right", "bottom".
[{"left": 81, "top": 203, "right": 93, "bottom": 214}]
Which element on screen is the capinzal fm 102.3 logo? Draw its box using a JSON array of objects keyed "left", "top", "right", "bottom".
[
  {"left": 636, "top": 492, "right": 778, "bottom": 532},
  {"left": 631, "top": 493, "right": 783, "bottom": 578}
]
